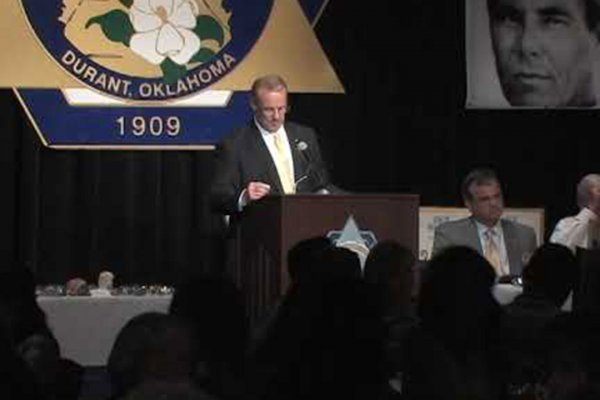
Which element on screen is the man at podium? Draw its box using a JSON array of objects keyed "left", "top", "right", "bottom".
[{"left": 210, "top": 74, "right": 332, "bottom": 215}]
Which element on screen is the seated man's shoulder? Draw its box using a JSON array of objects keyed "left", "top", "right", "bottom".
[
  {"left": 431, "top": 217, "right": 475, "bottom": 256},
  {"left": 502, "top": 218, "right": 536, "bottom": 235},
  {"left": 501, "top": 219, "right": 538, "bottom": 252},
  {"left": 435, "top": 217, "right": 472, "bottom": 232}
]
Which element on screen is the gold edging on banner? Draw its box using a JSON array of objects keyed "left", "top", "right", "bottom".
[
  {"left": 311, "top": 0, "right": 329, "bottom": 28},
  {"left": 13, "top": 88, "right": 49, "bottom": 147},
  {"left": 59, "top": 89, "right": 234, "bottom": 108}
]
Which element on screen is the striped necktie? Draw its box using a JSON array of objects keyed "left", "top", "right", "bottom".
[{"left": 485, "top": 228, "right": 503, "bottom": 276}]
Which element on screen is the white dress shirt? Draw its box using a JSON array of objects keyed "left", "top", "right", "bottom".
[
  {"left": 550, "top": 207, "right": 599, "bottom": 253},
  {"left": 255, "top": 120, "right": 296, "bottom": 184},
  {"left": 237, "top": 120, "right": 296, "bottom": 210}
]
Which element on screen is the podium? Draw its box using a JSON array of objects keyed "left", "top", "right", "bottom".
[{"left": 228, "top": 194, "right": 419, "bottom": 325}]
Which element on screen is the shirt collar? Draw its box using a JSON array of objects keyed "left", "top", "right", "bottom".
[
  {"left": 254, "top": 117, "right": 285, "bottom": 138},
  {"left": 474, "top": 218, "right": 503, "bottom": 237}
]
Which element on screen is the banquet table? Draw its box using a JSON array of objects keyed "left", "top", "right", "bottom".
[{"left": 38, "top": 295, "right": 172, "bottom": 366}]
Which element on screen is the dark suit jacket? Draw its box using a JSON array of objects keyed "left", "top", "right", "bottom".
[
  {"left": 431, "top": 217, "right": 537, "bottom": 276},
  {"left": 209, "top": 121, "right": 331, "bottom": 215}
]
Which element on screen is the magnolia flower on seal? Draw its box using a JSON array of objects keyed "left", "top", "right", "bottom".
[{"left": 129, "top": 0, "right": 201, "bottom": 65}]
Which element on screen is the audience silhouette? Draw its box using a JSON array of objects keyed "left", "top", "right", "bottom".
[
  {"left": 107, "top": 312, "right": 198, "bottom": 400},
  {"left": 10, "top": 232, "right": 600, "bottom": 400},
  {"left": 404, "top": 246, "right": 503, "bottom": 400},
  {"left": 169, "top": 274, "right": 248, "bottom": 399},
  {"left": 0, "top": 266, "right": 82, "bottom": 400},
  {"left": 500, "top": 243, "right": 578, "bottom": 396},
  {"left": 248, "top": 240, "right": 384, "bottom": 399}
]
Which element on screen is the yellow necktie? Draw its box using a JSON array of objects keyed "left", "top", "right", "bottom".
[
  {"left": 273, "top": 132, "right": 295, "bottom": 194},
  {"left": 485, "top": 229, "right": 503, "bottom": 276}
]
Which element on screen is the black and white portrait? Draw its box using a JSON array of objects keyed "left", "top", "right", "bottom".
[{"left": 467, "top": 0, "right": 600, "bottom": 108}]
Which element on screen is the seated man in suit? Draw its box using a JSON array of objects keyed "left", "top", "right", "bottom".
[
  {"left": 210, "top": 74, "right": 333, "bottom": 215},
  {"left": 550, "top": 173, "right": 600, "bottom": 253},
  {"left": 432, "top": 168, "right": 537, "bottom": 277}
]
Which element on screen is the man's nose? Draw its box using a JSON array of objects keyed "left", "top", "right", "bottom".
[
  {"left": 273, "top": 108, "right": 284, "bottom": 119},
  {"left": 491, "top": 197, "right": 503, "bottom": 208},
  {"left": 517, "top": 21, "right": 542, "bottom": 56}
]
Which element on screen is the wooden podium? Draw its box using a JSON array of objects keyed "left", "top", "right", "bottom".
[{"left": 228, "top": 194, "right": 419, "bottom": 325}]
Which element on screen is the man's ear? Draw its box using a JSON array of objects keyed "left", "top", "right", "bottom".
[{"left": 464, "top": 197, "right": 473, "bottom": 212}]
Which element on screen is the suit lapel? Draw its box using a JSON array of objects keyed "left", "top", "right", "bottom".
[
  {"left": 286, "top": 125, "right": 305, "bottom": 183},
  {"left": 467, "top": 217, "right": 484, "bottom": 255},
  {"left": 501, "top": 220, "right": 519, "bottom": 275},
  {"left": 247, "top": 124, "right": 284, "bottom": 194}
]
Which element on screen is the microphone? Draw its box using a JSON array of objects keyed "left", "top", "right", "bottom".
[
  {"left": 293, "top": 138, "right": 327, "bottom": 193},
  {"left": 294, "top": 139, "right": 312, "bottom": 177}
]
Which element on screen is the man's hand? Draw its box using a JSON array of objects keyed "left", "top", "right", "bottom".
[{"left": 246, "top": 181, "right": 271, "bottom": 202}]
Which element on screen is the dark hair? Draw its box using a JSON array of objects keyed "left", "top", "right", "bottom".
[
  {"left": 364, "top": 240, "right": 415, "bottom": 284},
  {"left": 169, "top": 275, "right": 248, "bottom": 373},
  {"left": 287, "top": 236, "right": 332, "bottom": 284},
  {"left": 522, "top": 243, "right": 577, "bottom": 306},
  {"left": 364, "top": 241, "right": 416, "bottom": 314},
  {"left": 252, "top": 278, "right": 384, "bottom": 399},
  {"left": 107, "top": 312, "right": 197, "bottom": 399},
  {"left": 321, "top": 246, "right": 362, "bottom": 281},
  {"left": 0, "top": 267, "right": 53, "bottom": 344},
  {"left": 585, "top": 0, "right": 600, "bottom": 30},
  {"left": 419, "top": 246, "right": 500, "bottom": 355},
  {"left": 461, "top": 168, "right": 500, "bottom": 202}
]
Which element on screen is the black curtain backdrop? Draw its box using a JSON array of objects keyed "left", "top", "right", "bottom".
[{"left": 1, "top": 1, "right": 599, "bottom": 283}]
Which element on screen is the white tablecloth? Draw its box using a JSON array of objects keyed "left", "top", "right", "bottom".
[
  {"left": 492, "top": 284, "right": 572, "bottom": 310},
  {"left": 38, "top": 295, "right": 172, "bottom": 366},
  {"left": 493, "top": 284, "right": 522, "bottom": 305},
  {"left": 37, "top": 286, "right": 569, "bottom": 366}
]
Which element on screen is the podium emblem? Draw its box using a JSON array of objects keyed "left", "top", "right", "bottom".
[{"left": 327, "top": 216, "right": 377, "bottom": 267}]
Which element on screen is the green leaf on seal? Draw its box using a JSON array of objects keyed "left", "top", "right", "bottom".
[
  {"left": 190, "top": 47, "right": 216, "bottom": 64},
  {"left": 193, "top": 15, "right": 225, "bottom": 46},
  {"left": 161, "top": 58, "right": 188, "bottom": 84},
  {"left": 86, "top": 10, "right": 134, "bottom": 46}
]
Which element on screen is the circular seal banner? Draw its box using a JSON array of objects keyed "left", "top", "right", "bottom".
[{"left": 20, "top": 0, "right": 273, "bottom": 101}]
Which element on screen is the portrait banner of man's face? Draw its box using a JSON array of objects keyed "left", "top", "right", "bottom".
[{"left": 467, "top": 0, "right": 600, "bottom": 108}]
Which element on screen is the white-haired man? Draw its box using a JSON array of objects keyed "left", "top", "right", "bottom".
[{"left": 550, "top": 174, "right": 600, "bottom": 252}]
